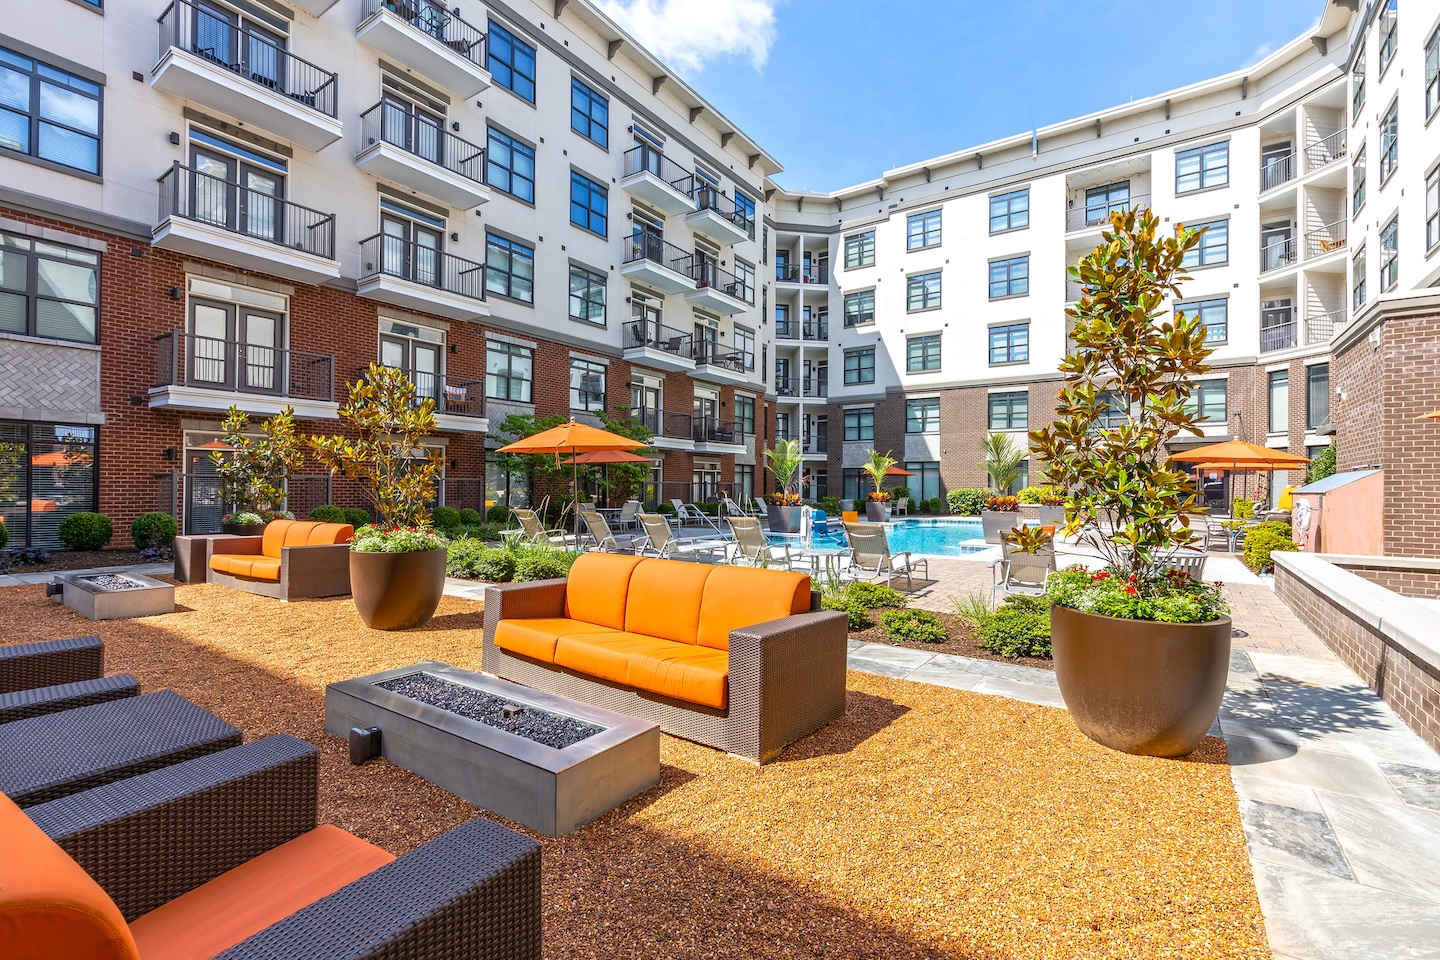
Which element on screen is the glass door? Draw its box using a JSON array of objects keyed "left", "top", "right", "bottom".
[
  {"left": 240, "top": 165, "right": 282, "bottom": 243},
  {"left": 380, "top": 94, "right": 443, "bottom": 165},
  {"left": 193, "top": 2, "right": 237, "bottom": 67},
  {"left": 243, "top": 20, "right": 286, "bottom": 92},
  {"left": 1261, "top": 222, "right": 1294, "bottom": 272},
  {"left": 240, "top": 308, "right": 282, "bottom": 393},
  {"left": 191, "top": 148, "right": 236, "bottom": 231},
  {"left": 631, "top": 380, "right": 660, "bottom": 434},
  {"left": 188, "top": 299, "right": 283, "bottom": 394},
  {"left": 381, "top": 213, "right": 443, "bottom": 287},
  {"left": 189, "top": 300, "right": 232, "bottom": 387},
  {"left": 380, "top": 328, "right": 442, "bottom": 403},
  {"left": 1085, "top": 181, "right": 1130, "bottom": 225}
]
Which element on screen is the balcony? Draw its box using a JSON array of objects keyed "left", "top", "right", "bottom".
[
  {"left": 775, "top": 319, "right": 799, "bottom": 340},
  {"left": 692, "top": 341, "right": 752, "bottom": 386},
  {"left": 685, "top": 259, "right": 753, "bottom": 315},
  {"left": 1260, "top": 237, "right": 1299, "bottom": 275},
  {"left": 1260, "top": 320, "right": 1298, "bottom": 353},
  {"left": 775, "top": 262, "right": 828, "bottom": 285},
  {"left": 775, "top": 376, "right": 797, "bottom": 398},
  {"left": 631, "top": 408, "right": 694, "bottom": 450},
  {"left": 153, "top": 163, "right": 339, "bottom": 284},
  {"left": 150, "top": 331, "right": 337, "bottom": 418},
  {"left": 802, "top": 434, "right": 828, "bottom": 457},
  {"left": 621, "top": 145, "right": 696, "bottom": 216},
  {"left": 802, "top": 319, "right": 829, "bottom": 342},
  {"left": 1065, "top": 193, "right": 1149, "bottom": 233},
  {"left": 152, "top": 0, "right": 341, "bottom": 150},
  {"left": 621, "top": 235, "right": 696, "bottom": 294},
  {"left": 1305, "top": 220, "right": 1347, "bottom": 261},
  {"left": 684, "top": 183, "right": 750, "bottom": 245},
  {"left": 693, "top": 417, "right": 744, "bottom": 452},
  {"left": 428, "top": 374, "right": 486, "bottom": 432},
  {"left": 1260, "top": 155, "right": 1297, "bottom": 193},
  {"left": 1306, "top": 309, "right": 1346, "bottom": 343},
  {"left": 357, "top": 234, "right": 488, "bottom": 321},
  {"left": 801, "top": 377, "right": 829, "bottom": 399},
  {"left": 622, "top": 318, "right": 694, "bottom": 372},
  {"left": 1305, "top": 130, "right": 1346, "bottom": 172},
  {"left": 356, "top": 0, "right": 490, "bottom": 98},
  {"left": 355, "top": 103, "right": 489, "bottom": 209}
]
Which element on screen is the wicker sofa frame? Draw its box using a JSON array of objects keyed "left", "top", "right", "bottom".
[
  {"left": 0, "top": 633, "right": 103, "bottom": 693},
  {"left": 482, "top": 578, "right": 848, "bottom": 764},
  {"left": 201, "top": 535, "right": 352, "bottom": 600}
]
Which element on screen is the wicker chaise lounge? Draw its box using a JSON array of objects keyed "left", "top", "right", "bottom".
[
  {"left": 483, "top": 553, "right": 848, "bottom": 763},
  {"left": 0, "top": 633, "right": 104, "bottom": 692},
  {"left": 205, "top": 519, "right": 354, "bottom": 600}
]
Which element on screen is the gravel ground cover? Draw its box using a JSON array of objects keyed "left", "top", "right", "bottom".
[{"left": 1, "top": 582, "right": 1266, "bottom": 959}]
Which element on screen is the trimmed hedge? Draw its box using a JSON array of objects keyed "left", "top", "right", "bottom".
[
  {"left": 978, "top": 594, "right": 1052, "bottom": 658},
  {"left": 431, "top": 505, "right": 461, "bottom": 529},
  {"left": 1243, "top": 520, "right": 1297, "bottom": 573},
  {"left": 458, "top": 507, "right": 483, "bottom": 526},
  {"left": 58, "top": 512, "right": 113, "bottom": 551},
  {"left": 308, "top": 505, "right": 345, "bottom": 523},
  {"left": 343, "top": 508, "right": 371, "bottom": 529},
  {"left": 130, "top": 512, "right": 178, "bottom": 550},
  {"left": 486, "top": 505, "right": 513, "bottom": 524},
  {"left": 946, "top": 487, "right": 989, "bottom": 516}
]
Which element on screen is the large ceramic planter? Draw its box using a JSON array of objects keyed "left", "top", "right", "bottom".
[
  {"left": 350, "top": 548, "right": 446, "bottom": 630},
  {"left": 767, "top": 505, "right": 801, "bottom": 534},
  {"left": 981, "top": 510, "right": 1020, "bottom": 543},
  {"left": 1038, "top": 505, "right": 1067, "bottom": 526},
  {"left": 864, "top": 500, "right": 890, "bottom": 522},
  {"left": 221, "top": 521, "right": 267, "bottom": 537},
  {"left": 1050, "top": 604, "right": 1232, "bottom": 757}
]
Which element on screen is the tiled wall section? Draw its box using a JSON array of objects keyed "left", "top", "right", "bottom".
[{"left": 0, "top": 337, "right": 103, "bottom": 424}]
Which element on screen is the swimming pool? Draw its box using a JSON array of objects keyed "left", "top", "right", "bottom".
[{"left": 884, "top": 518, "right": 992, "bottom": 557}]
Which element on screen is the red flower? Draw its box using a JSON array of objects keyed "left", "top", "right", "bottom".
[
  {"left": 1125, "top": 585, "right": 1138, "bottom": 595},
  {"left": 1091, "top": 570, "right": 1110, "bottom": 582}
]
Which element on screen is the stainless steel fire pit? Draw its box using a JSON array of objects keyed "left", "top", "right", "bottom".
[{"left": 48, "top": 571, "right": 175, "bottom": 620}]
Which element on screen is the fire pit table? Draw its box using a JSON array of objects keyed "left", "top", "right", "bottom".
[
  {"left": 48, "top": 571, "right": 175, "bottom": 620},
  {"left": 325, "top": 662, "right": 659, "bottom": 837}
]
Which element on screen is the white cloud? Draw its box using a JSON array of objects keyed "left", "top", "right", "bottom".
[
  {"left": 1243, "top": 41, "right": 1276, "bottom": 68},
  {"left": 595, "top": 0, "right": 778, "bottom": 72}
]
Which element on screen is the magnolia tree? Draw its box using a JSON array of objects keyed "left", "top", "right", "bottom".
[
  {"left": 1030, "top": 208, "right": 1211, "bottom": 582},
  {"left": 212, "top": 405, "right": 304, "bottom": 518}
]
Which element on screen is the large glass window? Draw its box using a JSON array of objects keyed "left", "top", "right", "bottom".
[
  {"left": 570, "top": 77, "right": 608, "bottom": 147},
  {"left": 735, "top": 395, "right": 755, "bottom": 435},
  {"left": 1352, "top": 50, "right": 1366, "bottom": 120},
  {"left": 907, "top": 209, "right": 941, "bottom": 249},
  {"left": 988, "top": 256, "right": 1029, "bottom": 298},
  {"left": 1176, "top": 298, "right": 1227, "bottom": 344},
  {"left": 1428, "top": 167, "right": 1440, "bottom": 252},
  {"left": 907, "top": 461, "right": 941, "bottom": 503},
  {"left": 1353, "top": 247, "right": 1367, "bottom": 311},
  {"left": 1176, "top": 141, "right": 1229, "bottom": 193},
  {"left": 485, "top": 233, "right": 535, "bottom": 303},
  {"left": 734, "top": 326, "right": 755, "bottom": 370},
  {"left": 485, "top": 340, "right": 533, "bottom": 402},
  {"left": 1307, "top": 364, "right": 1329, "bottom": 429},
  {"left": 0, "top": 420, "right": 98, "bottom": 549},
  {"left": 1378, "top": 1, "right": 1398, "bottom": 74},
  {"left": 1353, "top": 145, "right": 1366, "bottom": 215},
  {"left": 1380, "top": 217, "right": 1398, "bottom": 291},
  {"left": 734, "top": 192, "right": 756, "bottom": 239},
  {"left": 1085, "top": 181, "right": 1130, "bottom": 225},
  {"left": 486, "top": 128, "right": 535, "bottom": 202},
  {"left": 844, "top": 289, "right": 875, "bottom": 326},
  {"left": 1428, "top": 26, "right": 1440, "bottom": 119},
  {"left": 488, "top": 21, "right": 536, "bottom": 103},
  {"left": 1187, "top": 379, "right": 1227, "bottom": 422},
  {"left": 906, "top": 334, "right": 941, "bottom": 372},
  {"left": 907, "top": 271, "right": 941, "bottom": 311},
  {"left": 989, "top": 189, "right": 1029, "bottom": 233},
  {"left": 1269, "top": 369, "right": 1289, "bottom": 435},
  {"left": 569, "top": 356, "right": 606, "bottom": 411},
  {"left": 988, "top": 391, "right": 1028, "bottom": 431},
  {"left": 569, "top": 171, "right": 608, "bottom": 236},
  {"left": 1380, "top": 101, "right": 1398, "bottom": 182},
  {"left": 0, "top": 48, "right": 101, "bottom": 175},
  {"left": 843, "top": 407, "right": 874, "bottom": 441},
  {"left": 906, "top": 397, "right": 940, "bottom": 433},
  {"left": 1182, "top": 220, "right": 1229, "bottom": 268},
  {"left": 844, "top": 347, "right": 875, "bottom": 385},
  {"left": 988, "top": 323, "right": 1029, "bottom": 364},
  {"left": 845, "top": 229, "right": 876, "bottom": 267},
  {"left": 568, "top": 264, "right": 605, "bottom": 325},
  {"left": 0, "top": 231, "right": 99, "bottom": 343}
]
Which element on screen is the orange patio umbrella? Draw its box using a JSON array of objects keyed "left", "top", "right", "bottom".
[
  {"left": 31, "top": 450, "right": 90, "bottom": 467},
  {"left": 498, "top": 420, "right": 647, "bottom": 534},
  {"left": 560, "top": 449, "right": 652, "bottom": 508},
  {"left": 1418, "top": 411, "right": 1440, "bottom": 420},
  {"left": 1171, "top": 440, "right": 1310, "bottom": 512},
  {"left": 883, "top": 465, "right": 915, "bottom": 477}
]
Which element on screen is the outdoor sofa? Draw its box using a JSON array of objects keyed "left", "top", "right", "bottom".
[
  {"left": 205, "top": 519, "right": 354, "bottom": 600},
  {"left": 483, "top": 553, "right": 848, "bottom": 763}
]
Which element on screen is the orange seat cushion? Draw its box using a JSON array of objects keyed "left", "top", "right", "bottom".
[
  {"left": 0, "top": 792, "right": 138, "bottom": 960},
  {"left": 554, "top": 633, "right": 682, "bottom": 687},
  {"left": 209, "top": 554, "right": 282, "bottom": 582},
  {"left": 696, "top": 567, "right": 811, "bottom": 651},
  {"left": 623, "top": 559, "right": 713, "bottom": 645},
  {"left": 260, "top": 520, "right": 354, "bottom": 559},
  {"left": 564, "top": 553, "right": 644, "bottom": 630},
  {"left": 129, "top": 825, "right": 393, "bottom": 960},
  {"left": 626, "top": 644, "right": 729, "bottom": 710},
  {"left": 493, "top": 618, "right": 617, "bottom": 663}
]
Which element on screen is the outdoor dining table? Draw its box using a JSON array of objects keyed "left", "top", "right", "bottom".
[{"left": 785, "top": 543, "right": 853, "bottom": 581}]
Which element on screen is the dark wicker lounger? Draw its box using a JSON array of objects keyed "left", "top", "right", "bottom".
[
  {"left": 28, "top": 734, "right": 544, "bottom": 959},
  {"left": 0, "top": 673, "right": 140, "bottom": 724},
  {"left": 0, "top": 688, "right": 241, "bottom": 807},
  {"left": 0, "top": 634, "right": 103, "bottom": 693}
]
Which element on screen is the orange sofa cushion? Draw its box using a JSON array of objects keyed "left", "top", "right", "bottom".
[
  {"left": 493, "top": 618, "right": 616, "bottom": 664},
  {"left": 564, "top": 553, "right": 644, "bottom": 630},
  {"left": 695, "top": 567, "right": 811, "bottom": 651},
  {"left": 623, "top": 560, "right": 713, "bottom": 645},
  {"left": 626, "top": 644, "right": 729, "bottom": 710},
  {"left": 0, "top": 792, "right": 138, "bottom": 960},
  {"left": 129, "top": 825, "right": 393, "bottom": 960},
  {"left": 209, "top": 555, "right": 283, "bottom": 582},
  {"left": 260, "top": 520, "right": 354, "bottom": 559},
  {"left": 554, "top": 633, "right": 682, "bottom": 687}
]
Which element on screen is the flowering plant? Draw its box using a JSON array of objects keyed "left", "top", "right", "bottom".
[
  {"left": 349, "top": 525, "right": 448, "bottom": 554},
  {"left": 1047, "top": 566, "right": 1229, "bottom": 624},
  {"left": 766, "top": 491, "right": 803, "bottom": 506},
  {"left": 222, "top": 511, "right": 265, "bottom": 526},
  {"left": 867, "top": 491, "right": 892, "bottom": 502},
  {"left": 985, "top": 495, "right": 1020, "bottom": 512}
]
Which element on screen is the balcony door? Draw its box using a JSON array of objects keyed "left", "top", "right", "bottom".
[
  {"left": 381, "top": 211, "right": 442, "bottom": 287},
  {"left": 694, "top": 390, "right": 718, "bottom": 439},
  {"left": 379, "top": 325, "right": 442, "bottom": 403},
  {"left": 1085, "top": 181, "right": 1130, "bottom": 225},
  {"left": 191, "top": 2, "right": 286, "bottom": 90},
  {"left": 189, "top": 298, "right": 283, "bottom": 394},
  {"left": 1261, "top": 142, "right": 1293, "bottom": 190},
  {"left": 630, "top": 379, "right": 661, "bottom": 434},
  {"left": 191, "top": 145, "right": 284, "bottom": 243},
  {"left": 1261, "top": 299, "right": 1295, "bottom": 351},
  {"left": 1261, "top": 222, "right": 1294, "bottom": 272},
  {"left": 380, "top": 93, "right": 443, "bottom": 166},
  {"left": 693, "top": 323, "right": 716, "bottom": 364}
]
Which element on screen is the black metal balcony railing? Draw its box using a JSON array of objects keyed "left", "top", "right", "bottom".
[
  {"left": 693, "top": 417, "right": 739, "bottom": 444},
  {"left": 630, "top": 407, "right": 693, "bottom": 440},
  {"left": 1068, "top": 193, "right": 1150, "bottom": 232},
  {"left": 158, "top": 162, "right": 336, "bottom": 259},
  {"left": 690, "top": 258, "right": 754, "bottom": 304},
  {"left": 622, "top": 144, "right": 694, "bottom": 197},
  {"left": 362, "top": 0, "right": 486, "bottom": 66},
  {"left": 775, "top": 376, "right": 796, "bottom": 396},
  {"left": 158, "top": 0, "right": 338, "bottom": 117},
  {"left": 1260, "top": 155, "right": 1296, "bottom": 192},
  {"left": 1305, "top": 220, "right": 1347, "bottom": 260},
  {"left": 692, "top": 183, "right": 750, "bottom": 230},
  {"left": 775, "top": 318, "right": 798, "bottom": 339},
  {"left": 1260, "top": 321, "right": 1298, "bottom": 353},
  {"left": 359, "top": 234, "right": 486, "bottom": 300},
  {"left": 356, "top": 365, "right": 483, "bottom": 417},
  {"left": 775, "top": 261, "right": 828, "bottom": 284},
  {"left": 802, "top": 319, "right": 829, "bottom": 341},
  {"left": 801, "top": 377, "right": 829, "bottom": 398},
  {"left": 1306, "top": 130, "right": 1347, "bottom": 171},
  {"left": 804, "top": 434, "right": 828, "bottom": 455},
  {"left": 1306, "top": 309, "right": 1345, "bottom": 343},
  {"left": 1260, "top": 237, "right": 1299, "bottom": 273},
  {"left": 624, "top": 317, "right": 694, "bottom": 359},
  {"left": 624, "top": 233, "right": 694, "bottom": 275},
  {"left": 694, "top": 340, "right": 750, "bottom": 372},
  {"left": 774, "top": 429, "right": 800, "bottom": 443},
  {"left": 359, "top": 102, "right": 485, "bottom": 183},
  {"left": 155, "top": 331, "right": 335, "bottom": 400}
]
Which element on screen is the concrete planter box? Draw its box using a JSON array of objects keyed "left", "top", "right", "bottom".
[
  {"left": 1038, "top": 505, "right": 1067, "bottom": 526},
  {"left": 326, "top": 662, "right": 660, "bottom": 837},
  {"left": 49, "top": 572, "right": 175, "bottom": 620},
  {"left": 981, "top": 510, "right": 1021, "bottom": 544}
]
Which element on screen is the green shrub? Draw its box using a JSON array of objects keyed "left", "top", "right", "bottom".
[
  {"left": 458, "top": 507, "right": 483, "bottom": 526},
  {"left": 844, "top": 582, "right": 906, "bottom": 610},
  {"left": 952, "top": 591, "right": 993, "bottom": 629},
  {"left": 946, "top": 487, "right": 989, "bottom": 516},
  {"left": 474, "top": 546, "right": 518, "bottom": 582},
  {"left": 890, "top": 486, "right": 910, "bottom": 500},
  {"left": 130, "top": 512, "right": 178, "bottom": 550},
  {"left": 445, "top": 537, "right": 488, "bottom": 579},
  {"left": 343, "top": 508, "right": 370, "bottom": 528},
  {"left": 308, "top": 505, "right": 345, "bottom": 523},
  {"left": 917, "top": 499, "right": 931, "bottom": 514},
  {"left": 657, "top": 502, "right": 675, "bottom": 515},
  {"left": 457, "top": 522, "right": 503, "bottom": 542},
  {"left": 485, "top": 505, "right": 513, "bottom": 524},
  {"left": 1243, "top": 521, "right": 1297, "bottom": 573},
  {"left": 431, "top": 505, "right": 461, "bottom": 529},
  {"left": 928, "top": 497, "right": 943, "bottom": 515},
  {"left": 1232, "top": 498, "right": 1256, "bottom": 520},
  {"left": 978, "top": 595, "right": 1052, "bottom": 658},
  {"left": 0, "top": 517, "right": 7, "bottom": 551},
  {"left": 818, "top": 496, "right": 841, "bottom": 515},
  {"left": 821, "top": 591, "right": 873, "bottom": 630},
  {"left": 514, "top": 552, "right": 573, "bottom": 582},
  {"left": 1306, "top": 443, "right": 1337, "bottom": 484},
  {"left": 879, "top": 608, "right": 948, "bottom": 644},
  {"left": 58, "top": 512, "right": 113, "bottom": 551}
]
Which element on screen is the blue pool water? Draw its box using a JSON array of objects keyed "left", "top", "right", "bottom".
[{"left": 766, "top": 518, "right": 991, "bottom": 558}]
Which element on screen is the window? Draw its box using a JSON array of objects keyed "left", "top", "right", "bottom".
[
  {"left": 1429, "top": 27, "right": 1440, "bottom": 118},
  {"left": 486, "top": 340, "right": 533, "bottom": 402},
  {"left": 0, "top": 48, "right": 101, "bottom": 175},
  {"left": 1269, "top": 370, "right": 1289, "bottom": 435},
  {"left": 842, "top": 468, "right": 865, "bottom": 501},
  {"left": 570, "top": 77, "right": 608, "bottom": 147},
  {"left": 1429, "top": 167, "right": 1440, "bottom": 252},
  {"left": 1379, "top": 2, "right": 1398, "bottom": 75},
  {"left": 734, "top": 326, "right": 755, "bottom": 370},
  {"left": 734, "top": 192, "right": 756, "bottom": 239},
  {"left": 1176, "top": 298, "right": 1227, "bottom": 343},
  {"left": 1381, "top": 217, "right": 1398, "bottom": 290},
  {"left": 988, "top": 323, "right": 1029, "bottom": 364},
  {"left": 1352, "top": 51, "right": 1366, "bottom": 120},
  {"left": 1352, "top": 247, "right": 1367, "bottom": 311},
  {"left": 569, "top": 357, "right": 606, "bottom": 411},
  {"left": 568, "top": 264, "right": 605, "bottom": 325},
  {"left": 488, "top": 21, "right": 536, "bottom": 103},
  {"left": 569, "top": 171, "right": 608, "bottom": 236},
  {"left": 845, "top": 229, "right": 876, "bottom": 268},
  {"left": 1306, "top": 364, "right": 1330, "bottom": 429},
  {"left": 0, "top": 230, "right": 99, "bottom": 343},
  {"left": 989, "top": 189, "right": 1029, "bottom": 233},
  {"left": 906, "top": 397, "right": 940, "bottom": 433},
  {"left": 1182, "top": 220, "right": 1228, "bottom": 267},
  {"left": 988, "top": 391, "right": 1028, "bottom": 431},
  {"left": 0, "top": 421, "right": 98, "bottom": 550},
  {"left": 734, "top": 260, "right": 755, "bottom": 303},
  {"left": 843, "top": 407, "right": 874, "bottom": 441},
  {"left": 907, "top": 461, "right": 941, "bottom": 503},
  {"left": 906, "top": 334, "right": 941, "bottom": 372},
  {"left": 1085, "top": 181, "right": 1130, "bottom": 225},
  {"left": 486, "top": 128, "right": 535, "bottom": 202},
  {"left": 988, "top": 256, "right": 1029, "bottom": 298},
  {"left": 1353, "top": 145, "right": 1366, "bottom": 215},
  {"left": 1176, "top": 141, "right": 1229, "bottom": 193},
  {"left": 844, "top": 289, "right": 875, "bottom": 326},
  {"left": 1187, "top": 379, "right": 1227, "bottom": 422},
  {"left": 1380, "top": 101, "right": 1398, "bottom": 182},
  {"left": 486, "top": 233, "right": 534, "bottom": 303},
  {"left": 907, "top": 209, "right": 941, "bottom": 250},
  {"left": 844, "top": 347, "right": 875, "bottom": 385},
  {"left": 735, "top": 395, "right": 755, "bottom": 435},
  {"left": 907, "top": 271, "right": 941, "bottom": 311}
]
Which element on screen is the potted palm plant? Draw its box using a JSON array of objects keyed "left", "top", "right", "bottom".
[
  {"left": 211, "top": 405, "right": 303, "bottom": 535},
  {"left": 861, "top": 449, "right": 896, "bottom": 521},
  {"left": 309, "top": 364, "right": 448, "bottom": 630},
  {"left": 763, "top": 438, "right": 804, "bottom": 534},
  {"left": 1031, "top": 208, "right": 1230, "bottom": 758}
]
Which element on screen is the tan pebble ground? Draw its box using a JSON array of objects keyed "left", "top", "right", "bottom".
[{"left": 3, "top": 583, "right": 1267, "bottom": 959}]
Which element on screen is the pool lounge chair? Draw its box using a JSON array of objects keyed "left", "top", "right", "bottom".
[
  {"left": 841, "top": 521, "right": 929, "bottom": 589},
  {"left": 893, "top": 497, "right": 909, "bottom": 516},
  {"left": 726, "top": 516, "right": 794, "bottom": 569},
  {"left": 670, "top": 499, "right": 725, "bottom": 533},
  {"left": 509, "top": 508, "right": 574, "bottom": 547},
  {"left": 991, "top": 539, "right": 1057, "bottom": 604},
  {"left": 579, "top": 510, "right": 636, "bottom": 554},
  {"left": 636, "top": 514, "right": 731, "bottom": 561}
]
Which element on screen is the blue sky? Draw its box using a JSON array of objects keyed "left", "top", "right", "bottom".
[{"left": 598, "top": 0, "right": 1326, "bottom": 192}]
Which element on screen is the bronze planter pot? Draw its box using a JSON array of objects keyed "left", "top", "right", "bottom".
[
  {"left": 350, "top": 548, "right": 446, "bottom": 630},
  {"left": 864, "top": 500, "right": 890, "bottom": 522},
  {"left": 221, "top": 521, "right": 267, "bottom": 537},
  {"left": 1050, "top": 604, "right": 1231, "bottom": 758},
  {"left": 767, "top": 504, "right": 801, "bottom": 534}
]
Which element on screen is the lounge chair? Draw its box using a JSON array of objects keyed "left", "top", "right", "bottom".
[
  {"left": 720, "top": 495, "right": 754, "bottom": 519},
  {"left": 510, "top": 508, "right": 573, "bottom": 546},
  {"left": 670, "top": 499, "right": 725, "bottom": 533},
  {"left": 726, "top": 516, "right": 794, "bottom": 569},
  {"left": 613, "top": 499, "right": 642, "bottom": 534},
  {"left": 636, "top": 513, "right": 731, "bottom": 561},
  {"left": 579, "top": 510, "right": 634, "bottom": 553},
  {"left": 992, "top": 539, "right": 1057, "bottom": 604},
  {"left": 894, "top": 497, "right": 909, "bottom": 516},
  {"left": 0, "top": 634, "right": 104, "bottom": 694},
  {"left": 841, "top": 521, "right": 929, "bottom": 589}
]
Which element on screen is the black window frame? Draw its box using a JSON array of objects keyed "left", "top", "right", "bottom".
[
  {"left": 485, "top": 232, "right": 535, "bottom": 304},
  {"left": 988, "top": 255, "right": 1029, "bottom": 299},
  {"left": 1380, "top": 217, "right": 1398, "bottom": 291},
  {"left": 905, "top": 397, "right": 940, "bottom": 434},
  {"left": 1353, "top": 145, "right": 1366, "bottom": 215},
  {"left": 906, "top": 209, "right": 941, "bottom": 250},
  {"left": 988, "top": 323, "right": 1029, "bottom": 365},
  {"left": 569, "top": 76, "right": 608, "bottom": 147},
  {"left": 1378, "top": 2, "right": 1398, "bottom": 75},
  {"left": 1182, "top": 219, "right": 1229, "bottom": 268},
  {"left": 487, "top": 20, "right": 537, "bottom": 104},
  {"left": 844, "top": 347, "right": 875, "bottom": 385},
  {"left": 735, "top": 395, "right": 755, "bottom": 435},
  {"left": 906, "top": 334, "right": 941, "bottom": 373},
  {"left": 569, "top": 355, "right": 607, "bottom": 412},
  {"left": 987, "top": 391, "right": 1028, "bottom": 431},
  {"left": 0, "top": 47, "right": 103, "bottom": 177},
  {"left": 1188, "top": 379, "right": 1227, "bottom": 423},
  {"left": 486, "top": 127, "right": 536, "bottom": 203},
  {"left": 485, "top": 339, "right": 534, "bottom": 402},
  {"left": 733, "top": 191, "right": 756, "bottom": 239},
  {"left": 906, "top": 271, "right": 941, "bottom": 312},
  {"left": 843, "top": 288, "right": 875, "bottom": 326},
  {"left": 569, "top": 169, "right": 608, "bottom": 237},
  {"left": 1306, "top": 363, "right": 1329, "bottom": 430},
  {"left": 567, "top": 263, "right": 606, "bottom": 326},
  {"left": 1353, "top": 246, "right": 1367, "bottom": 311},
  {"left": 844, "top": 229, "right": 876, "bottom": 268},
  {"left": 1176, "top": 141, "right": 1229, "bottom": 193},
  {"left": 1380, "top": 100, "right": 1399, "bottom": 182},
  {"left": 1428, "top": 26, "right": 1440, "bottom": 119},
  {"left": 0, "top": 229, "right": 100, "bottom": 344},
  {"left": 843, "top": 407, "right": 874, "bottom": 442},
  {"left": 1176, "top": 297, "right": 1228, "bottom": 344},
  {"left": 989, "top": 189, "right": 1029, "bottom": 233}
]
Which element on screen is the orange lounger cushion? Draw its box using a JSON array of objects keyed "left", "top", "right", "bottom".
[
  {"left": 493, "top": 618, "right": 617, "bottom": 664},
  {"left": 129, "top": 825, "right": 394, "bottom": 960},
  {"left": 623, "top": 560, "right": 713, "bottom": 644},
  {"left": 209, "top": 554, "right": 283, "bottom": 582},
  {"left": 626, "top": 645, "right": 729, "bottom": 710},
  {"left": 261, "top": 520, "right": 353, "bottom": 558}
]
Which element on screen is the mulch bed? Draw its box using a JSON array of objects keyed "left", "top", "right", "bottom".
[
  {"left": 852, "top": 609, "right": 1055, "bottom": 671},
  {"left": 0, "top": 583, "right": 1265, "bottom": 959},
  {"left": 3, "top": 549, "right": 146, "bottom": 573}
]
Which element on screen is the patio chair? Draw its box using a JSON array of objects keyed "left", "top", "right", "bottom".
[
  {"left": 841, "top": 521, "right": 929, "bottom": 589},
  {"left": 670, "top": 499, "right": 726, "bottom": 533},
  {"left": 726, "top": 516, "right": 794, "bottom": 569},
  {"left": 991, "top": 539, "right": 1057, "bottom": 604},
  {"left": 1156, "top": 548, "right": 1208, "bottom": 580},
  {"left": 613, "top": 499, "right": 642, "bottom": 534},
  {"left": 720, "top": 495, "right": 754, "bottom": 519},
  {"left": 511, "top": 508, "right": 573, "bottom": 546},
  {"left": 0, "top": 674, "right": 141, "bottom": 726},
  {"left": 636, "top": 513, "right": 732, "bottom": 561},
  {"left": 894, "top": 497, "right": 909, "bottom": 516},
  {"left": 579, "top": 510, "right": 635, "bottom": 553},
  {"left": 753, "top": 497, "right": 772, "bottom": 525}
]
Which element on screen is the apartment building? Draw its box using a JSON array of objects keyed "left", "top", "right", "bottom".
[{"left": 0, "top": 0, "right": 779, "bottom": 546}]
